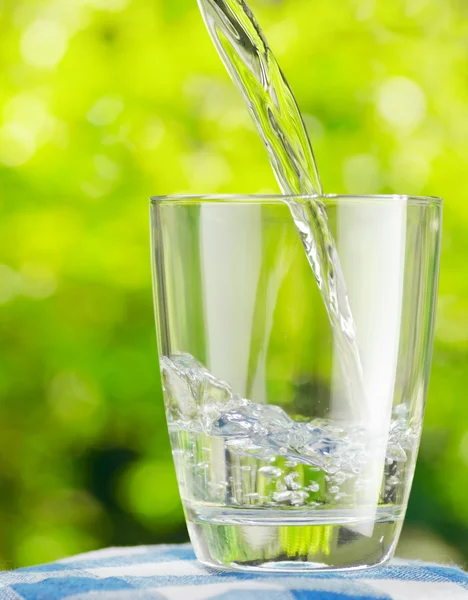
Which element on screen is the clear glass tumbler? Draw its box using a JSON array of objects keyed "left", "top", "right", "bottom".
[{"left": 150, "top": 194, "right": 442, "bottom": 572}]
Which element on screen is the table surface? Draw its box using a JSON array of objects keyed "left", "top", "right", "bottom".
[{"left": 0, "top": 544, "right": 467, "bottom": 600}]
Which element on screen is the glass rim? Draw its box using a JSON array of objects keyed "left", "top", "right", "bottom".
[{"left": 150, "top": 193, "right": 442, "bottom": 207}]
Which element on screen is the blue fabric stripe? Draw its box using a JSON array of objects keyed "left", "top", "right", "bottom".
[{"left": 12, "top": 578, "right": 134, "bottom": 600}]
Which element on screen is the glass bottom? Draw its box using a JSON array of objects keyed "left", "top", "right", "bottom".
[{"left": 186, "top": 504, "right": 403, "bottom": 572}]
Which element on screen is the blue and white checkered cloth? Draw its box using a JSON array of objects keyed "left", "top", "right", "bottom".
[{"left": 0, "top": 544, "right": 467, "bottom": 599}]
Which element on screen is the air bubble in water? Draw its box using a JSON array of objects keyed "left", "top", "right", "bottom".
[
  {"left": 334, "top": 492, "right": 348, "bottom": 501},
  {"left": 393, "top": 403, "right": 410, "bottom": 418},
  {"left": 291, "top": 491, "right": 309, "bottom": 505},
  {"left": 387, "top": 444, "right": 407, "bottom": 463},
  {"left": 208, "top": 482, "right": 226, "bottom": 494},
  {"left": 273, "top": 490, "right": 293, "bottom": 503},
  {"left": 258, "top": 466, "right": 282, "bottom": 479},
  {"left": 284, "top": 473, "right": 301, "bottom": 490},
  {"left": 333, "top": 472, "right": 347, "bottom": 485}
]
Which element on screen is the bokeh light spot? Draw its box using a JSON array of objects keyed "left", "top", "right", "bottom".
[
  {"left": 303, "top": 115, "right": 325, "bottom": 142},
  {"left": 81, "top": 180, "right": 113, "bottom": 199},
  {"left": 355, "top": 0, "right": 376, "bottom": 21},
  {"left": 389, "top": 152, "right": 429, "bottom": 193},
  {"left": 343, "top": 154, "right": 382, "bottom": 194},
  {"left": 3, "top": 94, "right": 50, "bottom": 137},
  {"left": 86, "top": 0, "right": 131, "bottom": 12},
  {"left": 94, "top": 154, "right": 121, "bottom": 180},
  {"left": 20, "top": 20, "right": 68, "bottom": 69},
  {"left": 20, "top": 263, "right": 57, "bottom": 299},
  {"left": 48, "top": 372, "right": 103, "bottom": 426},
  {"left": 16, "top": 528, "right": 96, "bottom": 567},
  {"left": 17, "top": 534, "right": 70, "bottom": 567},
  {"left": 87, "top": 97, "right": 124, "bottom": 126},
  {"left": 140, "top": 119, "right": 165, "bottom": 150},
  {"left": 183, "top": 150, "right": 232, "bottom": 190},
  {"left": 118, "top": 461, "right": 183, "bottom": 527},
  {"left": 377, "top": 76, "right": 427, "bottom": 131},
  {"left": 460, "top": 432, "right": 468, "bottom": 466},
  {"left": 0, "top": 265, "right": 20, "bottom": 305},
  {"left": 0, "top": 123, "right": 36, "bottom": 167},
  {"left": 51, "top": 120, "right": 70, "bottom": 149},
  {"left": 405, "top": 0, "right": 431, "bottom": 17}
]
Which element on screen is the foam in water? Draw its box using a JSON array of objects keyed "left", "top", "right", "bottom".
[
  {"left": 196, "top": 0, "right": 367, "bottom": 415},
  {"left": 162, "top": 354, "right": 421, "bottom": 510}
]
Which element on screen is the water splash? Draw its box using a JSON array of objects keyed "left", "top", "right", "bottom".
[{"left": 197, "top": 0, "right": 366, "bottom": 413}]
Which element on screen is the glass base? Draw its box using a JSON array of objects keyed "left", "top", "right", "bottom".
[{"left": 186, "top": 504, "right": 402, "bottom": 572}]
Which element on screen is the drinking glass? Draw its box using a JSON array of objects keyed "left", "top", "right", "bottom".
[{"left": 150, "top": 194, "right": 442, "bottom": 572}]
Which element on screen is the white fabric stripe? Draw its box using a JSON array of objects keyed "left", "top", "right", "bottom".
[
  {"left": 0, "top": 570, "right": 98, "bottom": 588},
  {"left": 0, "top": 587, "right": 24, "bottom": 600},
  {"left": 366, "top": 580, "right": 468, "bottom": 599},
  {"left": 157, "top": 581, "right": 287, "bottom": 600},
  {"left": 67, "top": 592, "right": 163, "bottom": 600},
  {"left": 86, "top": 561, "right": 205, "bottom": 578},
  {"left": 67, "top": 591, "right": 185, "bottom": 600},
  {"left": 60, "top": 547, "right": 151, "bottom": 563}
]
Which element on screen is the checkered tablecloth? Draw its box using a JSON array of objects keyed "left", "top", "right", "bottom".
[{"left": 0, "top": 544, "right": 467, "bottom": 599}]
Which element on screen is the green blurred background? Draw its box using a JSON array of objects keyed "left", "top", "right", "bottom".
[{"left": 0, "top": 0, "right": 467, "bottom": 568}]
